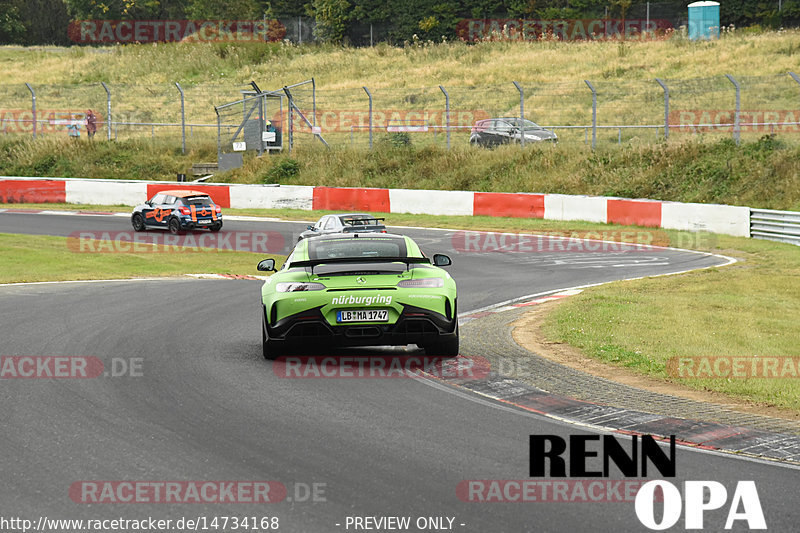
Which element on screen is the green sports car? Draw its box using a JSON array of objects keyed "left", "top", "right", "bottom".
[{"left": 256, "top": 233, "right": 458, "bottom": 360}]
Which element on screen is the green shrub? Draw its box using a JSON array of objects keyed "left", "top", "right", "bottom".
[{"left": 263, "top": 158, "right": 301, "bottom": 183}]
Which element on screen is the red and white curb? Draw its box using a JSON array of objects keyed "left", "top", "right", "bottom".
[
  {"left": 461, "top": 289, "right": 582, "bottom": 322},
  {"left": 0, "top": 176, "right": 754, "bottom": 237}
]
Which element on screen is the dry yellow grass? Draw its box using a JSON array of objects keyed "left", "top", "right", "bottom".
[{"left": 1, "top": 31, "right": 798, "bottom": 132}]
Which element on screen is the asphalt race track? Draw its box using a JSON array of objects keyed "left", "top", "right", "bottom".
[{"left": 1, "top": 211, "right": 797, "bottom": 532}]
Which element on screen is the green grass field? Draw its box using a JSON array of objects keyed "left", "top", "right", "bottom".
[
  {"left": 0, "top": 232, "right": 280, "bottom": 283},
  {"left": 543, "top": 236, "right": 800, "bottom": 412}
]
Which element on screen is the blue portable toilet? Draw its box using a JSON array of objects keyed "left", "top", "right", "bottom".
[{"left": 688, "top": 1, "right": 720, "bottom": 40}]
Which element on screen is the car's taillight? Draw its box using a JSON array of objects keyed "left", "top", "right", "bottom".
[
  {"left": 179, "top": 206, "right": 190, "bottom": 215},
  {"left": 276, "top": 282, "right": 326, "bottom": 292},
  {"left": 381, "top": 230, "right": 387, "bottom": 233},
  {"left": 215, "top": 205, "right": 221, "bottom": 214}
]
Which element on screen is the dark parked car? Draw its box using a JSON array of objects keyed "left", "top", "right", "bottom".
[
  {"left": 470, "top": 118, "right": 557, "bottom": 147},
  {"left": 131, "top": 189, "right": 222, "bottom": 234},
  {"left": 298, "top": 213, "right": 387, "bottom": 241}
]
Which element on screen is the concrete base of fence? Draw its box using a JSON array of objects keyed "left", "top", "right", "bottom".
[{"left": 0, "top": 176, "right": 756, "bottom": 238}]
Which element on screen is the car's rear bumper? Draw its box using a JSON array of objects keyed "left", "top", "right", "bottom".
[
  {"left": 179, "top": 218, "right": 222, "bottom": 230},
  {"left": 263, "top": 304, "right": 457, "bottom": 348}
]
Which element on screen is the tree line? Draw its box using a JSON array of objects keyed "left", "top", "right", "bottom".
[{"left": 1, "top": 0, "right": 797, "bottom": 46}]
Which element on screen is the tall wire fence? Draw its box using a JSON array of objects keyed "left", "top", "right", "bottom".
[{"left": 2, "top": 72, "right": 799, "bottom": 156}]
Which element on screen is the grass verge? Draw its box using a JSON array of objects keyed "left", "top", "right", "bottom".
[
  {"left": 0, "top": 232, "right": 281, "bottom": 284},
  {"left": 542, "top": 236, "right": 800, "bottom": 412},
  {"left": 2, "top": 136, "right": 800, "bottom": 210}
]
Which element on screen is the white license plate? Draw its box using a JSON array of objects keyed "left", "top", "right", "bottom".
[
  {"left": 198, "top": 219, "right": 211, "bottom": 224},
  {"left": 337, "top": 309, "right": 389, "bottom": 323}
]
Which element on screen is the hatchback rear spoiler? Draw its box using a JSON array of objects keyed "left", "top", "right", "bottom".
[{"left": 342, "top": 217, "right": 385, "bottom": 226}]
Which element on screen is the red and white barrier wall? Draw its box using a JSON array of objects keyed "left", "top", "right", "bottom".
[{"left": 0, "top": 177, "right": 751, "bottom": 237}]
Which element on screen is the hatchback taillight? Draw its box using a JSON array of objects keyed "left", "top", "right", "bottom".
[
  {"left": 179, "top": 206, "right": 190, "bottom": 215},
  {"left": 215, "top": 205, "right": 221, "bottom": 214}
]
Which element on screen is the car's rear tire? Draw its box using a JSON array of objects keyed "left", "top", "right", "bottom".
[
  {"left": 262, "top": 312, "right": 283, "bottom": 361},
  {"left": 168, "top": 217, "right": 183, "bottom": 235},
  {"left": 131, "top": 213, "right": 145, "bottom": 232},
  {"left": 425, "top": 325, "right": 459, "bottom": 358},
  {"left": 210, "top": 222, "right": 222, "bottom": 232}
]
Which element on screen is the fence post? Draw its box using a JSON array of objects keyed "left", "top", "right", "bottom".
[
  {"left": 214, "top": 106, "right": 221, "bottom": 159},
  {"left": 363, "top": 86, "right": 373, "bottom": 149},
  {"left": 512, "top": 81, "right": 524, "bottom": 148},
  {"left": 175, "top": 82, "right": 186, "bottom": 155},
  {"left": 725, "top": 74, "right": 740, "bottom": 145},
  {"left": 584, "top": 80, "right": 597, "bottom": 149},
  {"left": 24, "top": 83, "right": 36, "bottom": 139},
  {"left": 282, "top": 86, "right": 293, "bottom": 154},
  {"left": 789, "top": 72, "right": 800, "bottom": 103},
  {"left": 439, "top": 85, "right": 450, "bottom": 149},
  {"left": 101, "top": 82, "right": 111, "bottom": 141},
  {"left": 655, "top": 78, "right": 669, "bottom": 141},
  {"left": 258, "top": 93, "right": 265, "bottom": 156},
  {"left": 312, "top": 77, "right": 317, "bottom": 130}
]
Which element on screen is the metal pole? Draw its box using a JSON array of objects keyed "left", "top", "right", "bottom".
[
  {"left": 513, "top": 81, "right": 524, "bottom": 148},
  {"left": 312, "top": 77, "right": 316, "bottom": 128},
  {"left": 585, "top": 80, "right": 597, "bottom": 149},
  {"left": 789, "top": 71, "right": 800, "bottom": 92},
  {"left": 258, "top": 92, "right": 264, "bottom": 156},
  {"left": 725, "top": 74, "right": 740, "bottom": 145},
  {"left": 214, "top": 107, "right": 221, "bottom": 158},
  {"left": 24, "top": 83, "right": 35, "bottom": 139},
  {"left": 298, "top": 16, "right": 302, "bottom": 44},
  {"left": 655, "top": 78, "right": 669, "bottom": 141},
  {"left": 646, "top": 2, "right": 650, "bottom": 34},
  {"left": 363, "top": 86, "right": 373, "bottom": 149},
  {"left": 439, "top": 85, "right": 450, "bottom": 149},
  {"left": 370, "top": 24, "right": 373, "bottom": 46},
  {"left": 175, "top": 82, "right": 186, "bottom": 155},
  {"left": 789, "top": 72, "right": 800, "bottom": 133},
  {"left": 101, "top": 82, "right": 111, "bottom": 141},
  {"left": 282, "top": 87, "right": 293, "bottom": 154}
]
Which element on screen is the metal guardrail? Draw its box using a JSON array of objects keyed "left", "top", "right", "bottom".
[{"left": 750, "top": 208, "right": 800, "bottom": 246}]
